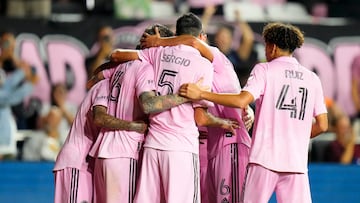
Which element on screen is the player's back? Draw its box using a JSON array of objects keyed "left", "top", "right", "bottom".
[
  {"left": 106, "top": 61, "right": 147, "bottom": 123},
  {"left": 207, "top": 46, "right": 251, "bottom": 159},
  {"left": 139, "top": 45, "right": 214, "bottom": 153},
  {"left": 89, "top": 60, "right": 149, "bottom": 159},
  {"left": 244, "top": 56, "right": 326, "bottom": 172}
]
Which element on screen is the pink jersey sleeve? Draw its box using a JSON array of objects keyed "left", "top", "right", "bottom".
[
  {"left": 135, "top": 62, "right": 156, "bottom": 98},
  {"left": 243, "top": 63, "right": 266, "bottom": 99},
  {"left": 102, "top": 67, "right": 116, "bottom": 79},
  {"left": 138, "top": 48, "right": 158, "bottom": 65},
  {"left": 91, "top": 79, "right": 109, "bottom": 109}
]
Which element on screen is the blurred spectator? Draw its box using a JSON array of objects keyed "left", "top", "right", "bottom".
[
  {"left": 324, "top": 114, "right": 360, "bottom": 164},
  {"left": 85, "top": 25, "right": 114, "bottom": 80},
  {"left": 5, "top": 0, "right": 51, "bottom": 18},
  {"left": 325, "top": 97, "right": 345, "bottom": 132},
  {"left": 210, "top": 9, "right": 259, "bottom": 87},
  {"left": 0, "top": 31, "right": 41, "bottom": 130},
  {"left": 38, "top": 83, "right": 77, "bottom": 145},
  {"left": 22, "top": 108, "right": 62, "bottom": 161},
  {"left": 0, "top": 31, "right": 37, "bottom": 160},
  {"left": 187, "top": 0, "right": 224, "bottom": 16}
]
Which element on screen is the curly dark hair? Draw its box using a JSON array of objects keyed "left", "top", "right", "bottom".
[
  {"left": 144, "top": 23, "right": 174, "bottom": 38},
  {"left": 262, "top": 22, "right": 304, "bottom": 53}
]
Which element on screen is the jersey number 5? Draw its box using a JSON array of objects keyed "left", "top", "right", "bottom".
[{"left": 157, "top": 69, "right": 178, "bottom": 95}]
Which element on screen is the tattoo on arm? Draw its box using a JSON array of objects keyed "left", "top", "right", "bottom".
[
  {"left": 93, "top": 105, "right": 131, "bottom": 130},
  {"left": 140, "top": 91, "right": 189, "bottom": 114},
  {"left": 201, "top": 109, "right": 226, "bottom": 127}
]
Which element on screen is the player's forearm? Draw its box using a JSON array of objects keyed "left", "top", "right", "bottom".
[
  {"left": 86, "top": 71, "right": 105, "bottom": 90},
  {"left": 200, "top": 91, "right": 249, "bottom": 109},
  {"left": 93, "top": 106, "right": 141, "bottom": 131},
  {"left": 109, "top": 49, "right": 139, "bottom": 63},
  {"left": 158, "top": 36, "right": 213, "bottom": 62},
  {"left": 196, "top": 109, "right": 228, "bottom": 128},
  {"left": 140, "top": 92, "right": 189, "bottom": 114}
]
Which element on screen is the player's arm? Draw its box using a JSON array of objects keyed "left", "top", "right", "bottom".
[
  {"left": 310, "top": 113, "right": 328, "bottom": 138},
  {"left": 179, "top": 82, "right": 254, "bottom": 109},
  {"left": 109, "top": 49, "right": 139, "bottom": 63},
  {"left": 92, "top": 105, "right": 147, "bottom": 133},
  {"left": 242, "top": 106, "right": 255, "bottom": 131},
  {"left": 90, "top": 50, "right": 139, "bottom": 77},
  {"left": 194, "top": 107, "right": 239, "bottom": 134},
  {"left": 139, "top": 91, "right": 190, "bottom": 114},
  {"left": 86, "top": 71, "right": 105, "bottom": 90},
  {"left": 140, "top": 29, "right": 213, "bottom": 62}
]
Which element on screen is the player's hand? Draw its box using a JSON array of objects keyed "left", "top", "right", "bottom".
[
  {"left": 131, "top": 121, "right": 148, "bottom": 134},
  {"left": 140, "top": 26, "right": 161, "bottom": 49},
  {"left": 242, "top": 106, "right": 254, "bottom": 131},
  {"left": 179, "top": 78, "right": 210, "bottom": 100},
  {"left": 221, "top": 118, "right": 240, "bottom": 135}
]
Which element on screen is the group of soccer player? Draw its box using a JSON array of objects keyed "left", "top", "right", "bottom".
[{"left": 53, "top": 11, "right": 329, "bottom": 203}]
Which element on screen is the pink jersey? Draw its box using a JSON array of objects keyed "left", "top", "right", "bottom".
[
  {"left": 53, "top": 79, "right": 109, "bottom": 171},
  {"left": 207, "top": 46, "right": 251, "bottom": 159},
  {"left": 89, "top": 60, "right": 155, "bottom": 159},
  {"left": 138, "top": 45, "right": 214, "bottom": 154},
  {"left": 243, "top": 56, "right": 327, "bottom": 173}
]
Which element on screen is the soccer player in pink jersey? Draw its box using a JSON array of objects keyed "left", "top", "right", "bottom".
[
  {"left": 105, "top": 14, "right": 241, "bottom": 203},
  {"left": 53, "top": 79, "right": 147, "bottom": 203},
  {"left": 88, "top": 24, "right": 223, "bottom": 203},
  {"left": 140, "top": 26, "right": 255, "bottom": 203},
  {"left": 88, "top": 61, "right": 152, "bottom": 203},
  {"left": 179, "top": 22, "right": 329, "bottom": 203}
]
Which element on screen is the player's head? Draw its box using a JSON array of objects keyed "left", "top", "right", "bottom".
[
  {"left": 136, "top": 24, "right": 174, "bottom": 50},
  {"left": 175, "top": 12, "right": 203, "bottom": 37},
  {"left": 262, "top": 22, "right": 304, "bottom": 54},
  {"left": 262, "top": 22, "right": 304, "bottom": 61},
  {"left": 145, "top": 23, "right": 174, "bottom": 38}
]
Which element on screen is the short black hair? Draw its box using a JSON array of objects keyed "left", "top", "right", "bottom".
[{"left": 175, "top": 12, "right": 202, "bottom": 37}]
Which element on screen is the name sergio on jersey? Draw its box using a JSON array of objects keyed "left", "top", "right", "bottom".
[{"left": 161, "top": 53, "right": 191, "bottom": 67}]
